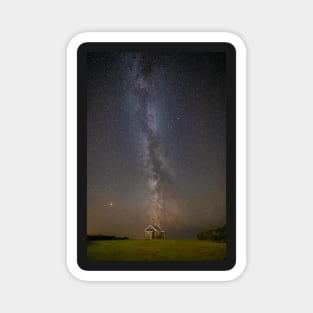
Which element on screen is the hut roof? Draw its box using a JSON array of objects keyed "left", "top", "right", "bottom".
[{"left": 144, "top": 224, "right": 164, "bottom": 232}]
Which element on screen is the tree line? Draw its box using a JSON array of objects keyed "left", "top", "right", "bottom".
[
  {"left": 197, "top": 225, "right": 226, "bottom": 242},
  {"left": 87, "top": 235, "right": 129, "bottom": 241}
]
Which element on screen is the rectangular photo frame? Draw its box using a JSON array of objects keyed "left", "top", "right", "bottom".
[{"left": 67, "top": 32, "right": 246, "bottom": 281}]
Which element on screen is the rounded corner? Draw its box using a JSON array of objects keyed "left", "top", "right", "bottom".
[
  {"left": 224, "top": 258, "right": 247, "bottom": 281},
  {"left": 66, "top": 259, "right": 90, "bottom": 282},
  {"left": 67, "top": 32, "right": 91, "bottom": 54},
  {"left": 222, "top": 32, "right": 247, "bottom": 55}
]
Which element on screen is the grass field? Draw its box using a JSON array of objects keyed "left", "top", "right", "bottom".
[{"left": 87, "top": 239, "right": 226, "bottom": 261}]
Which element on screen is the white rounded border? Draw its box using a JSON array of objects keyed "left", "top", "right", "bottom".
[{"left": 67, "top": 32, "right": 246, "bottom": 281}]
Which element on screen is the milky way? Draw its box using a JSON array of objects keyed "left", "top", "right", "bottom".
[
  {"left": 87, "top": 51, "right": 226, "bottom": 238},
  {"left": 128, "top": 53, "right": 173, "bottom": 228}
]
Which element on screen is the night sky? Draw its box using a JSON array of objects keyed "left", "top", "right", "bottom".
[{"left": 87, "top": 51, "right": 226, "bottom": 239}]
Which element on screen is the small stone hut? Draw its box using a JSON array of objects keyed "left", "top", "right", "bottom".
[{"left": 144, "top": 224, "right": 166, "bottom": 240}]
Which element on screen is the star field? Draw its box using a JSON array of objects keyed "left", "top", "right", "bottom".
[{"left": 87, "top": 51, "right": 226, "bottom": 239}]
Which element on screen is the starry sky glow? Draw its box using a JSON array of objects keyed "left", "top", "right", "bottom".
[{"left": 87, "top": 51, "right": 226, "bottom": 239}]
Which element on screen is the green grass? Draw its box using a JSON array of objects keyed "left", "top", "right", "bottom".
[{"left": 87, "top": 239, "right": 226, "bottom": 261}]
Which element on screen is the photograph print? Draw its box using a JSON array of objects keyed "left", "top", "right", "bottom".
[{"left": 78, "top": 43, "right": 236, "bottom": 270}]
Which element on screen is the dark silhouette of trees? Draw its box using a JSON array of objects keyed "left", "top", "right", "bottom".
[
  {"left": 197, "top": 225, "right": 226, "bottom": 242},
  {"left": 87, "top": 235, "right": 129, "bottom": 241}
]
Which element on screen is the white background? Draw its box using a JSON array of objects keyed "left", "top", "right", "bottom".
[{"left": 0, "top": 1, "right": 312, "bottom": 312}]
